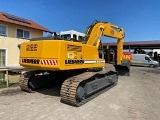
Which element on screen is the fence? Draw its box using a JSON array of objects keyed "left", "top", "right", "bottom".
[
  {"left": 0, "top": 70, "right": 9, "bottom": 87},
  {"left": 0, "top": 67, "right": 25, "bottom": 87}
]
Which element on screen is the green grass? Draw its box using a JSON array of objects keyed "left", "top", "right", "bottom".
[{"left": 0, "top": 82, "right": 19, "bottom": 88}]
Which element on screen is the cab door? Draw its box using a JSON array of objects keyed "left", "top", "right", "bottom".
[{"left": 143, "top": 56, "right": 150, "bottom": 66}]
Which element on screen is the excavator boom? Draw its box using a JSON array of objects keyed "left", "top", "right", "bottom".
[
  {"left": 81, "top": 21, "right": 130, "bottom": 76},
  {"left": 83, "top": 21, "right": 124, "bottom": 65}
]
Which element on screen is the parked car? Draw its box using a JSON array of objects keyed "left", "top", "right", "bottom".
[{"left": 131, "top": 54, "right": 159, "bottom": 68}]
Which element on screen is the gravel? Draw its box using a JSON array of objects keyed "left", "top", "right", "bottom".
[{"left": 0, "top": 64, "right": 160, "bottom": 120}]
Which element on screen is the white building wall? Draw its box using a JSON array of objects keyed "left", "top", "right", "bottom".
[
  {"left": 153, "top": 49, "right": 160, "bottom": 54},
  {"left": 0, "top": 36, "right": 29, "bottom": 67}
]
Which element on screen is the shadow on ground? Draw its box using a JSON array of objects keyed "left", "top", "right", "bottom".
[
  {"left": 36, "top": 86, "right": 61, "bottom": 97},
  {"left": 0, "top": 84, "right": 62, "bottom": 97},
  {"left": 0, "top": 88, "right": 23, "bottom": 96}
]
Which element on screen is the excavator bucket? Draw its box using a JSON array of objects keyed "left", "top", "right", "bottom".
[
  {"left": 112, "top": 52, "right": 131, "bottom": 76},
  {"left": 113, "top": 60, "right": 130, "bottom": 76}
]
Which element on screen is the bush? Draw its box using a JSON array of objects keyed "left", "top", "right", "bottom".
[{"left": 0, "top": 82, "right": 7, "bottom": 88}]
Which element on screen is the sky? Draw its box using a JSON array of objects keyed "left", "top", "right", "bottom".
[{"left": 1, "top": 0, "right": 160, "bottom": 42}]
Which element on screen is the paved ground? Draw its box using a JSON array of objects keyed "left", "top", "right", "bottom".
[{"left": 0, "top": 64, "right": 160, "bottom": 120}]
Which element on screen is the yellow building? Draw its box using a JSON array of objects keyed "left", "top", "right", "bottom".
[
  {"left": 0, "top": 11, "right": 52, "bottom": 67},
  {"left": 0, "top": 12, "right": 52, "bottom": 82}
]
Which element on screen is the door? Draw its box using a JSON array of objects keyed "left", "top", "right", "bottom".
[
  {"left": 0, "top": 49, "right": 6, "bottom": 67},
  {"left": 144, "top": 56, "right": 151, "bottom": 66}
]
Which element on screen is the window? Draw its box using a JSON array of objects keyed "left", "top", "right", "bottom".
[
  {"left": 61, "top": 34, "right": 71, "bottom": 40},
  {"left": 73, "top": 34, "right": 77, "bottom": 40},
  {"left": 0, "top": 49, "right": 6, "bottom": 67},
  {"left": 17, "top": 29, "right": 30, "bottom": 39},
  {"left": 78, "top": 36, "right": 84, "bottom": 41},
  {"left": 145, "top": 57, "right": 151, "bottom": 61},
  {"left": 0, "top": 25, "right": 7, "bottom": 36}
]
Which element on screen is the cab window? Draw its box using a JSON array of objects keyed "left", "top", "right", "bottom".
[
  {"left": 78, "top": 36, "right": 83, "bottom": 41},
  {"left": 145, "top": 57, "right": 151, "bottom": 61},
  {"left": 73, "top": 34, "right": 77, "bottom": 40},
  {"left": 61, "top": 34, "right": 71, "bottom": 40}
]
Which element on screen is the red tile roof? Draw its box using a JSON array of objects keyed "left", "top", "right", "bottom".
[{"left": 0, "top": 12, "right": 52, "bottom": 33}]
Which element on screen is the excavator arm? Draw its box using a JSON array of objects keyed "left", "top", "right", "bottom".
[{"left": 83, "top": 20, "right": 130, "bottom": 76}]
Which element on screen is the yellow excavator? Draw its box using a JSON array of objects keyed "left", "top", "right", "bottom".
[{"left": 19, "top": 20, "right": 130, "bottom": 107}]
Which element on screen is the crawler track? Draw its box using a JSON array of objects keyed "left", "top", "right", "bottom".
[
  {"left": 19, "top": 71, "right": 37, "bottom": 93},
  {"left": 60, "top": 70, "right": 118, "bottom": 107},
  {"left": 19, "top": 69, "right": 118, "bottom": 107}
]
